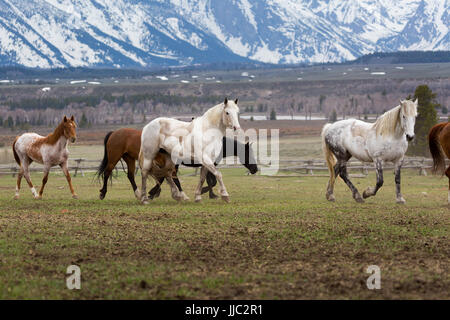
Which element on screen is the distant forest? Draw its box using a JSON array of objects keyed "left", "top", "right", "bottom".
[{"left": 348, "top": 51, "right": 450, "bottom": 65}]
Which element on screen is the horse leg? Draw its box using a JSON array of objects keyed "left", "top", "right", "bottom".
[
  {"left": 123, "top": 155, "right": 140, "bottom": 200},
  {"left": 202, "top": 162, "right": 230, "bottom": 203},
  {"left": 149, "top": 177, "right": 164, "bottom": 199},
  {"left": 172, "top": 174, "right": 189, "bottom": 201},
  {"left": 362, "top": 159, "right": 383, "bottom": 200},
  {"left": 14, "top": 166, "right": 24, "bottom": 199},
  {"left": 38, "top": 165, "right": 51, "bottom": 199},
  {"left": 393, "top": 160, "right": 405, "bottom": 204},
  {"left": 326, "top": 163, "right": 340, "bottom": 202},
  {"left": 166, "top": 176, "right": 183, "bottom": 201},
  {"left": 60, "top": 161, "right": 78, "bottom": 199},
  {"left": 202, "top": 171, "right": 218, "bottom": 199},
  {"left": 194, "top": 166, "right": 209, "bottom": 202},
  {"left": 339, "top": 161, "right": 364, "bottom": 203},
  {"left": 445, "top": 166, "right": 450, "bottom": 205},
  {"left": 21, "top": 160, "right": 39, "bottom": 199}
]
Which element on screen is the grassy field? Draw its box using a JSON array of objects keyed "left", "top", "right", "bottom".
[{"left": 0, "top": 166, "right": 448, "bottom": 299}]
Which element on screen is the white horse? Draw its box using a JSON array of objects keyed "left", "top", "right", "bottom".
[
  {"left": 322, "top": 99, "right": 418, "bottom": 203},
  {"left": 139, "top": 98, "right": 241, "bottom": 204}
]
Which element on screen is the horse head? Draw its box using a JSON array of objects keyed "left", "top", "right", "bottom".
[
  {"left": 222, "top": 98, "right": 241, "bottom": 132},
  {"left": 63, "top": 115, "right": 77, "bottom": 143},
  {"left": 399, "top": 99, "right": 418, "bottom": 141}
]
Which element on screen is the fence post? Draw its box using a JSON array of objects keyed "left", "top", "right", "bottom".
[{"left": 74, "top": 159, "right": 85, "bottom": 177}]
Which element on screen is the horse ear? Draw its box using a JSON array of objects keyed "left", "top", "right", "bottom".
[
  {"left": 234, "top": 98, "right": 238, "bottom": 104},
  {"left": 63, "top": 115, "right": 68, "bottom": 122},
  {"left": 224, "top": 97, "right": 228, "bottom": 105},
  {"left": 414, "top": 98, "right": 418, "bottom": 105},
  {"left": 70, "top": 115, "right": 75, "bottom": 121}
]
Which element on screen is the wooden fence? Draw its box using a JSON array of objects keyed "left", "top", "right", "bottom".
[{"left": 0, "top": 157, "right": 447, "bottom": 178}]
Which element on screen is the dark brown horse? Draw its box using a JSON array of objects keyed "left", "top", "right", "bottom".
[
  {"left": 428, "top": 122, "right": 450, "bottom": 204},
  {"left": 96, "top": 128, "right": 258, "bottom": 200}
]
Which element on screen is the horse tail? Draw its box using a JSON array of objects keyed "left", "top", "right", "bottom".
[
  {"left": 322, "top": 124, "right": 336, "bottom": 184},
  {"left": 428, "top": 123, "right": 447, "bottom": 175},
  {"left": 12, "top": 137, "right": 21, "bottom": 166},
  {"left": 96, "top": 131, "right": 113, "bottom": 181}
]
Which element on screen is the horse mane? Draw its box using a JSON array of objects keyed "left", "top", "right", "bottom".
[
  {"left": 373, "top": 105, "right": 402, "bottom": 136},
  {"left": 45, "top": 121, "right": 65, "bottom": 145},
  {"left": 202, "top": 103, "right": 224, "bottom": 127},
  {"left": 373, "top": 101, "right": 417, "bottom": 136}
]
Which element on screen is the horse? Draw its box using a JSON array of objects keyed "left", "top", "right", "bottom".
[
  {"left": 428, "top": 122, "right": 450, "bottom": 204},
  {"left": 12, "top": 115, "right": 78, "bottom": 199},
  {"left": 148, "top": 136, "right": 259, "bottom": 199},
  {"left": 96, "top": 128, "right": 188, "bottom": 201},
  {"left": 322, "top": 99, "right": 417, "bottom": 203},
  {"left": 139, "top": 98, "right": 241, "bottom": 204}
]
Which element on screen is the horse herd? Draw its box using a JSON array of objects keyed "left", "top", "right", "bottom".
[{"left": 10, "top": 97, "right": 450, "bottom": 205}]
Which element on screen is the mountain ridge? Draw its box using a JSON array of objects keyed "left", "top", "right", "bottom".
[{"left": 0, "top": 0, "right": 448, "bottom": 68}]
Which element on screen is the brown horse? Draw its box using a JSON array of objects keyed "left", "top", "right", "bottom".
[
  {"left": 96, "top": 128, "right": 188, "bottom": 201},
  {"left": 428, "top": 122, "right": 450, "bottom": 204},
  {"left": 12, "top": 115, "right": 78, "bottom": 199}
]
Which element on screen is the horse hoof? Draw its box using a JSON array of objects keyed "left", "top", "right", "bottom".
[
  {"left": 180, "top": 192, "right": 190, "bottom": 201},
  {"left": 36, "top": 196, "right": 43, "bottom": 200},
  {"left": 326, "top": 194, "right": 335, "bottom": 202},
  {"left": 355, "top": 197, "right": 364, "bottom": 203},
  {"left": 14, "top": 195, "right": 19, "bottom": 200},
  {"left": 99, "top": 193, "right": 105, "bottom": 200},
  {"left": 72, "top": 194, "right": 78, "bottom": 199},
  {"left": 134, "top": 189, "right": 141, "bottom": 200},
  {"left": 221, "top": 195, "right": 230, "bottom": 203},
  {"left": 209, "top": 194, "right": 219, "bottom": 199},
  {"left": 195, "top": 195, "right": 202, "bottom": 202},
  {"left": 396, "top": 198, "right": 406, "bottom": 204},
  {"left": 141, "top": 200, "right": 149, "bottom": 205}
]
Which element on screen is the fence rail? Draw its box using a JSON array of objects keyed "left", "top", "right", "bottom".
[{"left": 0, "top": 157, "right": 448, "bottom": 177}]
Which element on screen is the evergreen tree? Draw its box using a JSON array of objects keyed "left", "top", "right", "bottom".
[
  {"left": 329, "top": 109, "right": 337, "bottom": 123},
  {"left": 442, "top": 106, "right": 448, "bottom": 115},
  {"left": 79, "top": 113, "right": 88, "bottom": 128},
  {"left": 408, "top": 85, "right": 439, "bottom": 156},
  {"left": 7, "top": 116, "right": 14, "bottom": 128},
  {"left": 270, "top": 109, "right": 277, "bottom": 120}
]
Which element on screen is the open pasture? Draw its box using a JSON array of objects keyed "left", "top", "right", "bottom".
[{"left": 0, "top": 167, "right": 448, "bottom": 299}]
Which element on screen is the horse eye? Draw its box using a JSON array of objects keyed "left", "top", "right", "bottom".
[{"left": 226, "top": 112, "right": 229, "bottom": 115}]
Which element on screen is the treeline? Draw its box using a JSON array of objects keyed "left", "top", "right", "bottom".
[
  {"left": 350, "top": 51, "right": 450, "bottom": 65},
  {"left": 6, "top": 93, "right": 223, "bottom": 110}
]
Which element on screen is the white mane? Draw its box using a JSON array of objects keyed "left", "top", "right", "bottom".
[{"left": 373, "top": 101, "right": 417, "bottom": 136}]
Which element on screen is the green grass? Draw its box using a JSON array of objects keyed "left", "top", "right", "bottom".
[{"left": 0, "top": 168, "right": 448, "bottom": 299}]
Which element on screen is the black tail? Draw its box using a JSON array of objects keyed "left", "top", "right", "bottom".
[{"left": 96, "top": 131, "right": 113, "bottom": 181}]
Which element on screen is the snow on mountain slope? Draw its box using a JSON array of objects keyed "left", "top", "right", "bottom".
[{"left": 0, "top": 0, "right": 448, "bottom": 68}]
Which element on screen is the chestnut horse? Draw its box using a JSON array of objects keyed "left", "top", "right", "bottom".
[
  {"left": 12, "top": 115, "right": 78, "bottom": 199},
  {"left": 428, "top": 122, "right": 450, "bottom": 204}
]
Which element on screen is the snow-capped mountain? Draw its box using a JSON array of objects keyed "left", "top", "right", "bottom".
[{"left": 0, "top": 0, "right": 448, "bottom": 68}]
